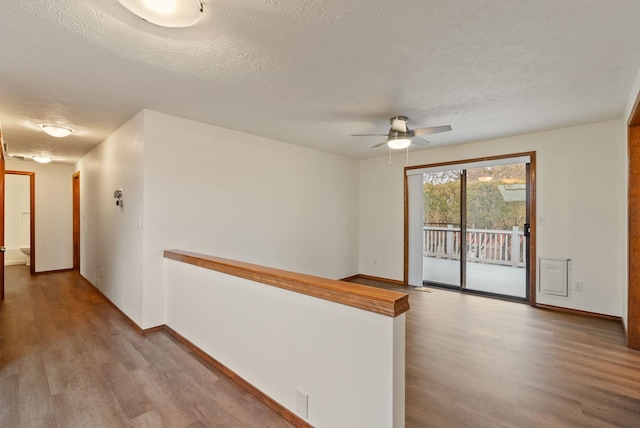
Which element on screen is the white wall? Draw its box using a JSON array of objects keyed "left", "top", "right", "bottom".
[
  {"left": 76, "top": 109, "right": 359, "bottom": 329},
  {"left": 76, "top": 112, "right": 145, "bottom": 325},
  {"left": 360, "top": 120, "right": 627, "bottom": 316},
  {"left": 5, "top": 159, "right": 74, "bottom": 272},
  {"left": 166, "top": 260, "right": 404, "bottom": 428},
  {"left": 142, "top": 110, "right": 359, "bottom": 328}
]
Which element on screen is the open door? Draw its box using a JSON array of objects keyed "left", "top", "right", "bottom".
[
  {"left": 0, "top": 129, "right": 6, "bottom": 301},
  {"left": 73, "top": 171, "right": 80, "bottom": 270}
]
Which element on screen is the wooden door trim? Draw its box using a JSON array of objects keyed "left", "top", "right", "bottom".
[
  {"left": 0, "top": 132, "right": 4, "bottom": 301},
  {"left": 72, "top": 171, "right": 80, "bottom": 271},
  {"left": 404, "top": 151, "right": 537, "bottom": 305},
  {"left": 628, "top": 92, "right": 640, "bottom": 348}
]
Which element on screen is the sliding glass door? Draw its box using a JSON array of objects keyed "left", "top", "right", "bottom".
[
  {"left": 464, "top": 165, "right": 527, "bottom": 298},
  {"left": 409, "top": 155, "right": 531, "bottom": 301},
  {"left": 422, "top": 169, "right": 461, "bottom": 287}
]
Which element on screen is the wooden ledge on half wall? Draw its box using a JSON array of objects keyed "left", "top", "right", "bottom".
[{"left": 163, "top": 249, "right": 410, "bottom": 317}]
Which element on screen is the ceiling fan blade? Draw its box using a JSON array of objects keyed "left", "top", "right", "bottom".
[
  {"left": 351, "top": 133, "right": 389, "bottom": 137},
  {"left": 412, "top": 137, "right": 431, "bottom": 146},
  {"left": 390, "top": 117, "right": 408, "bottom": 133},
  {"left": 371, "top": 140, "right": 390, "bottom": 148},
  {"left": 411, "top": 125, "right": 452, "bottom": 137}
]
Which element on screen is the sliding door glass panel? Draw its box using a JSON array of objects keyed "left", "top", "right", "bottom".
[
  {"left": 465, "top": 164, "right": 527, "bottom": 298},
  {"left": 422, "top": 170, "right": 461, "bottom": 287}
]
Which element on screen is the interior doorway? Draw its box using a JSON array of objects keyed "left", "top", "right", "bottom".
[
  {"left": 5, "top": 170, "right": 35, "bottom": 275},
  {"left": 72, "top": 171, "right": 80, "bottom": 271},
  {"left": 405, "top": 153, "right": 536, "bottom": 303}
]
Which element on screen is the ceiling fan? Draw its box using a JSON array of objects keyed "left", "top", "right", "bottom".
[{"left": 352, "top": 116, "right": 452, "bottom": 149}]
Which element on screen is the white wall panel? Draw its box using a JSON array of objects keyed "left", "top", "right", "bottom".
[
  {"left": 75, "top": 112, "right": 145, "bottom": 325},
  {"left": 166, "top": 260, "right": 404, "bottom": 428},
  {"left": 360, "top": 120, "right": 627, "bottom": 317}
]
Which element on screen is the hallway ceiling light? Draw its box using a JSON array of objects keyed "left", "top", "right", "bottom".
[
  {"left": 32, "top": 155, "right": 53, "bottom": 163},
  {"left": 41, "top": 124, "right": 73, "bottom": 138},
  {"left": 119, "top": 0, "right": 204, "bottom": 28},
  {"left": 387, "top": 136, "right": 412, "bottom": 150}
]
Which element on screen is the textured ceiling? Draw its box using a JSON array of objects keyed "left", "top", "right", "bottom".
[{"left": 1, "top": 0, "right": 640, "bottom": 163}]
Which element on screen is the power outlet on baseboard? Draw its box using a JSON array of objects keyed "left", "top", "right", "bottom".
[
  {"left": 573, "top": 281, "right": 583, "bottom": 292},
  {"left": 296, "top": 390, "right": 308, "bottom": 419}
]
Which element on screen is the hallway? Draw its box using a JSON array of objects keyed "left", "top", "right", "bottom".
[{"left": 0, "top": 266, "right": 293, "bottom": 427}]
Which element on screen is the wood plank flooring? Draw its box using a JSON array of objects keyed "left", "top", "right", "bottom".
[
  {"left": 4, "top": 265, "right": 640, "bottom": 427},
  {"left": 0, "top": 265, "right": 294, "bottom": 428},
  {"left": 352, "top": 277, "right": 640, "bottom": 428}
]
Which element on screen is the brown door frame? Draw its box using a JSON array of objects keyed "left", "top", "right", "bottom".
[
  {"left": 404, "top": 151, "right": 537, "bottom": 305},
  {"left": 6, "top": 170, "right": 36, "bottom": 275},
  {"left": 0, "top": 131, "right": 4, "bottom": 301},
  {"left": 628, "top": 92, "right": 640, "bottom": 349},
  {"left": 73, "top": 171, "right": 80, "bottom": 271}
]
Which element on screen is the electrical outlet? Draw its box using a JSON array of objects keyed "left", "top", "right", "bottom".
[
  {"left": 296, "top": 390, "right": 308, "bottom": 419},
  {"left": 574, "top": 281, "right": 583, "bottom": 292}
]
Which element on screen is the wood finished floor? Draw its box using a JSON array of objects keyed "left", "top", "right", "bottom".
[
  {"left": 4, "top": 266, "right": 640, "bottom": 427},
  {"left": 352, "top": 277, "right": 640, "bottom": 428},
  {"left": 0, "top": 265, "right": 294, "bottom": 428}
]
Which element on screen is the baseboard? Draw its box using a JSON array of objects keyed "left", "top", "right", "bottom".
[
  {"left": 345, "top": 274, "right": 405, "bottom": 286},
  {"left": 78, "top": 273, "right": 148, "bottom": 335},
  {"left": 34, "top": 267, "right": 76, "bottom": 275},
  {"left": 163, "top": 326, "right": 313, "bottom": 428},
  {"left": 535, "top": 303, "right": 623, "bottom": 322},
  {"left": 4, "top": 260, "right": 27, "bottom": 266}
]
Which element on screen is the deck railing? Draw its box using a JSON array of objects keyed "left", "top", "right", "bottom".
[{"left": 424, "top": 225, "right": 526, "bottom": 268}]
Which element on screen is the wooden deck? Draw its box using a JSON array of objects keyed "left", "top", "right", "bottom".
[{"left": 423, "top": 256, "right": 526, "bottom": 298}]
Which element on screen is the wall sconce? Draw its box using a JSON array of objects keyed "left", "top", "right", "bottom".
[{"left": 114, "top": 189, "right": 124, "bottom": 207}]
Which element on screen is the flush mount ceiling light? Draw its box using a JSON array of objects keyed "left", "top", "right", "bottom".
[
  {"left": 32, "top": 155, "right": 53, "bottom": 164},
  {"left": 119, "top": 0, "right": 204, "bottom": 28},
  {"left": 387, "top": 136, "right": 412, "bottom": 150},
  {"left": 41, "top": 124, "right": 73, "bottom": 138}
]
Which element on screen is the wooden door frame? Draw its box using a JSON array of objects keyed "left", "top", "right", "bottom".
[
  {"left": 0, "top": 131, "right": 4, "bottom": 301},
  {"left": 404, "top": 151, "right": 537, "bottom": 305},
  {"left": 6, "top": 170, "right": 36, "bottom": 275},
  {"left": 627, "top": 92, "right": 640, "bottom": 349},
  {"left": 73, "top": 171, "right": 80, "bottom": 270}
]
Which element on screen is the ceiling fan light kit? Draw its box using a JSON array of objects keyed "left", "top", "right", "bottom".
[
  {"left": 41, "top": 124, "right": 73, "bottom": 138},
  {"left": 119, "top": 0, "right": 203, "bottom": 28},
  {"left": 351, "top": 115, "right": 452, "bottom": 150},
  {"left": 387, "top": 136, "right": 412, "bottom": 150}
]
